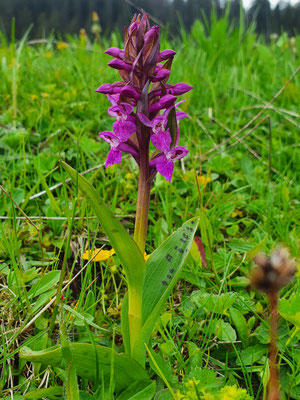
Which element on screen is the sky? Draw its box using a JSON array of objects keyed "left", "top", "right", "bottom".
[{"left": 243, "top": 0, "right": 299, "bottom": 8}]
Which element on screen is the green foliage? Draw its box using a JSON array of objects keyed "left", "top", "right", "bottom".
[{"left": 20, "top": 343, "right": 150, "bottom": 393}]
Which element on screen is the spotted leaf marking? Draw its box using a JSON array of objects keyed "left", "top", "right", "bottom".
[{"left": 141, "top": 217, "right": 199, "bottom": 325}]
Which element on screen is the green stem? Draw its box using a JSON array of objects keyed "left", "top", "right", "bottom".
[{"left": 128, "top": 286, "right": 143, "bottom": 363}]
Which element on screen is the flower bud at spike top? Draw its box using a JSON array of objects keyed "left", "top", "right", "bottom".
[
  {"left": 96, "top": 11, "right": 193, "bottom": 182},
  {"left": 157, "top": 49, "right": 176, "bottom": 62},
  {"left": 172, "top": 83, "right": 194, "bottom": 95},
  {"left": 108, "top": 59, "right": 132, "bottom": 71},
  {"left": 152, "top": 68, "right": 171, "bottom": 82},
  {"left": 105, "top": 47, "right": 125, "bottom": 59}
]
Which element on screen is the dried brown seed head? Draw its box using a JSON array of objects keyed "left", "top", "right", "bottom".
[{"left": 250, "top": 247, "right": 297, "bottom": 294}]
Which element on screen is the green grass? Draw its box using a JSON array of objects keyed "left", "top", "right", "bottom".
[{"left": 0, "top": 14, "right": 299, "bottom": 400}]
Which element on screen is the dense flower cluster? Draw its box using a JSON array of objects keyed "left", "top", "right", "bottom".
[{"left": 96, "top": 12, "right": 193, "bottom": 182}]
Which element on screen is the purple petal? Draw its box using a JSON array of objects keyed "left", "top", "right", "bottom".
[
  {"left": 176, "top": 111, "right": 188, "bottom": 120},
  {"left": 113, "top": 120, "right": 136, "bottom": 141},
  {"left": 120, "top": 86, "right": 140, "bottom": 101},
  {"left": 143, "top": 26, "right": 160, "bottom": 44},
  {"left": 105, "top": 148, "right": 122, "bottom": 167},
  {"left": 156, "top": 157, "right": 174, "bottom": 182},
  {"left": 105, "top": 47, "right": 125, "bottom": 59},
  {"left": 159, "top": 95, "right": 177, "bottom": 109},
  {"left": 95, "top": 84, "right": 112, "bottom": 94},
  {"left": 157, "top": 49, "right": 176, "bottom": 62},
  {"left": 167, "top": 146, "right": 188, "bottom": 161},
  {"left": 99, "top": 131, "right": 120, "bottom": 147},
  {"left": 120, "top": 102, "right": 134, "bottom": 115},
  {"left": 108, "top": 59, "right": 131, "bottom": 71},
  {"left": 107, "top": 94, "right": 120, "bottom": 106},
  {"left": 172, "top": 83, "right": 193, "bottom": 95},
  {"left": 149, "top": 94, "right": 177, "bottom": 114},
  {"left": 151, "top": 131, "right": 171, "bottom": 152},
  {"left": 152, "top": 68, "right": 170, "bottom": 82},
  {"left": 108, "top": 105, "right": 123, "bottom": 118},
  {"left": 138, "top": 113, "right": 152, "bottom": 127}
]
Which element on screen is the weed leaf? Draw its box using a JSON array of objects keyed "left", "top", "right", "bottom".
[{"left": 20, "top": 343, "right": 149, "bottom": 392}]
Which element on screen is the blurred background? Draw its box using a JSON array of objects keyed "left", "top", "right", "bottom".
[{"left": 1, "top": 0, "right": 300, "bottom": 40}]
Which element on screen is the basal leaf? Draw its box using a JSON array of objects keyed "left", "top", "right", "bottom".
[
  {"left": 20, "top": 343, "right": 149, "bottom": 393},
  {"left": 116, "top": 380, "right": 156, "bottom": 400},
  {"left": 62, "top": 162, "right": 145, "bottom": 293},
  {"left": 121, "top": 293, "right": 130, "bottom": 354},
  {"left": 62, "top": 162, "right": 146, "bottom": 356},
  {"left": 279, "top": 293, "right": 300, "bottom": 329},
  {"left": 132, "top": 218, "right": 199, "bottom": 359},
  {"left": 229, "top": 308, "right": 249, "bottom": 348},
  {"left": 23, "top": 386, "right": 63, "bottom": 399}
]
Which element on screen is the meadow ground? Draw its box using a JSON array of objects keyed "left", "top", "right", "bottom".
[{"left": 0, "top": 16, "right": 299, "bottom": 400}]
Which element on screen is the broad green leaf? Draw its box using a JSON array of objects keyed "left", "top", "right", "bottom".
[
  {"left": 188, "top": 367, "right": 221, "bottom": 391},
  {"left": 23, "top": 386, "right": 63, "bottom": 399},
  {"left": 215, "top": 320, "right": 237, "bottom": 342},
  {"left": 66, "top": 360, "right": 80, "bottom": 400},
  {"left": 142, "top": 218, "right": 199, "bottom": 323},
  {"left": 28, "top": 271, "right": 60, "bottom": 298},
  {"left": 20, "top": 343, "right": 149, "bottom": 392},
  {"left": 230, "top": 308, "right": 249, "bottom": 348},
  {"left": 121, "top": 293, "right": 130, "bottom": 354},
  {"left": 191, "top": 291, "right": 237, "bottom": 314},
  {"left": 236, "top": 344, "right": 267, "bottom": 366},
  {"left": 154, "top": 389, "right": 172, "bottom": 400},
  {"left": 62, "top": 162, "right": 145, "bottom": 293},
  {"left": 116, "top": 380, "right": 156, "bottom": 400},
  {"left": 63, "top": 161, "right": 146, "bottom": 357},
  {"left": 279, "top": 293, "right": 300, "bottom": 329},
  {"left": 132, "top": 218, "right": 199, "bottom": 359}
]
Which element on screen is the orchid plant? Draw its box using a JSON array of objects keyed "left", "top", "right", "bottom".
[
  {"left": 21, "top": 12, "right": 198, "bottom": 397},
  {"left": 96, "top": 12, "right": 193, "bottom": 253}
]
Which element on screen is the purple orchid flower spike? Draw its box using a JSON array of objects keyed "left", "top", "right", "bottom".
[{"left": 95, "top": 11, "right": 193, "bottom": 251}]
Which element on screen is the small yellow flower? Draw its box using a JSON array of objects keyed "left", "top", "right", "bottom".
[
  {"left": 82, "top": 248, "right": 150, "bottom": 262},
  {"left": 144, "top": 253, "right": 151, "bottom": 261},
  {"left": 174, "top": 392, "right": 185, "bottom": 400},
  {"left": 219, "top": 385, "right": 251, "bottom": 400},
  {"left": 42, "top": 92, "right": 49, "bottom": 98},
  {"left": 197, "top": 175, "right": 211, "bottom": 186},
  {"left": 185, "top": 379, "right": 200, "bottom": 389},
  {"left": 108, "top": 304, "right": 121, "bottom": 317},
  {"left": 92, "top": 11, "right": 99, "bottom": 22},
  {"left": 125, "top": 172, "right": 133, "bottom": 180},
  {"left": 200, "top": 391, "right": 215, "bottom": 400},
  {"left": 231, "top": 209, "right": 244, "bottom": 218},
  {"left": 30, "top": 94, "right": 38, "bottom": 101},
  {"left": 56, "top": 41, "right": 68, "bottom": 50},
  {"left": 45, "top": 51, "right": 53, "bottom": 58},
  {"left": 82, "top": 248, "right": 116, "bottom": 261}
]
